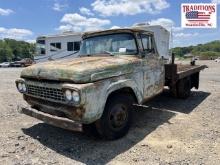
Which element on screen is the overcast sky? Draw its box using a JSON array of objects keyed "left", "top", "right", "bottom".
[{"left": 0, "top": 0, "right": 219, "bottom": 47}]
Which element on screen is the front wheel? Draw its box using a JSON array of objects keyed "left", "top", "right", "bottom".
[{"left": 95, "top": 94, "right": 134, "bottom": 140}]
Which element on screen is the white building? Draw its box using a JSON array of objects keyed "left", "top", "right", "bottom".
[{"left": 35, "top": 32, "right": 82, "bottom": 63}]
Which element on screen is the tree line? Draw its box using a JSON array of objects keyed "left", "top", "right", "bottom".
[
  {"left": 0, "top": 39, "right": 35, "bottom": 63},
  {"left": 0, "top": 38, "right": 219, "bottom": 63},
  {"left": 172, "top": 40, "right": 220, "bottom": 58}
]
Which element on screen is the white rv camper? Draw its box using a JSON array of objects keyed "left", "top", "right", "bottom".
[{"left": 35, "top": 32, "right": 82, "bottom": 63}]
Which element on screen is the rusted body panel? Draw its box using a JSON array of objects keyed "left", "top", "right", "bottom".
[
  {"left": 19, "top": 106, "right": 82, "bottom": 132},
  {"left": 16, "top": 27, "right": 207, "bottom": 134},
  {"left": 16, "top": 28, "right": 208, "bottom": 132},
  {"left": 21, "top": 56, "right": 142, "bottom": 83},
  {"left": 17, "top": 28, "right": 166, "bottom": 125},
  {"left": 18, "top": 54, "right": 164, "bottom": 124}
]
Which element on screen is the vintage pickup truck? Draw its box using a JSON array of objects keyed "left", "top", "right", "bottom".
[{"left": 16, "top": 26, "right": 206, "bottom": 140}]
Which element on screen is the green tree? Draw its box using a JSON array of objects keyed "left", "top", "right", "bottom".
[
  {"left": 0, "top": 41, "right": 14, "bottom": 62},
  {"left": 0, "top": 38, "right": 35, "bottom": 62},
  {"left": 172, "top": 40, "right": 220, "bottom": 58}
]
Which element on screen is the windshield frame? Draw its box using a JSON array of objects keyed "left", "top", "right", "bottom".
[{"left": 79, "top": 32, "right": 139, "bottom": 56}]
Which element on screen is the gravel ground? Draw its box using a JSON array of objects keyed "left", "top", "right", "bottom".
[{"left": 0, "top": 60, "right": 220, "bottom": 165}]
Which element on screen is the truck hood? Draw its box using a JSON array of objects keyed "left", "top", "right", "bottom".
[{"left": 21, "top": 56, "right": 140, "bottom": 83}]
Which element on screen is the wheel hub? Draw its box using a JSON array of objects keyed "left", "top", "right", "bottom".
[{"left": 109, "top": 104, "right": 128, "bottom": 130}]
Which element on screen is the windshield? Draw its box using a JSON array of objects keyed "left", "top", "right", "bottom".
[{"left": 79, "top": 33, "right": 138, "bottom": 56}]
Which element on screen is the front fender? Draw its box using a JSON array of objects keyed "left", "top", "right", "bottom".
[
  {"left": 106, "top": 79, "right": 143, "bottom": 104},
  {"left": 82, "top": 78, "right": 143, "bottom": 124}
]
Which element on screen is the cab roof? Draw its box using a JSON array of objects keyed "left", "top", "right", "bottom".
[{"left": 82, "top": 28, "right": 153, "bottom": 39}]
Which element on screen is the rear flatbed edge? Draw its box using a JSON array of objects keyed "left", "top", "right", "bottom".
[{"left": 177, "top": 65, "right": 208, "bottom": 80}]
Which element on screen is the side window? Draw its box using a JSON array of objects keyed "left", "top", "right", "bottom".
[
  {"left": 140, "top": 34, "right": 154, "bottom": 53},
  {"left": 56, "top": 43, "right": 61, "bottom": 49},
  {"left": 67, "top": 42, "right": 81, "bottom": 51},
  {"left": 41, "top": 49, "right": 45, "bottom": 55},
  {"left": 137, "top": 34, "right": 143, "bottom": 50},
  {"left": 74, "top": 41, "right": 81, "bottom": 51},
  {"left": 67, "top": 42, "right": 74, "bottom": 51},
  {"left": 50, "top": 43, "right": 61, "bottom": 51}
]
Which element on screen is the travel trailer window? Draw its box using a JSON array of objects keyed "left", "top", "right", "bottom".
[
  {"left": 36, "top": 40, "right": 46, "bottom": 55},
  {"left": 67, "top": 42, "right": 74, "bottom": 51},
  {"left": 67, "top": 42, "right": 81, "bottom": 51},
  {"left": 74, "top": 42, "right": 81, "bottom": 51},
  {"left": 50, "top": 42, "right": 61, "bottom": 51}
]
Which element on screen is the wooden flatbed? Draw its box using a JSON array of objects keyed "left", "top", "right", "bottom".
[
  {"left": 164, "top": 63, "right": 207, "bottom": 98},
  {"left": 177, "top": 64, "right": 207, "bottom": 79}
]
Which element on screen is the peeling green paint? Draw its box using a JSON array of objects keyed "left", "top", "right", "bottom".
[
  {"left": 18, "top": 29, "right": 165, "bottom": 124},
  {"left": 21, "top": 56, "right": 142, "bottom": 83}
]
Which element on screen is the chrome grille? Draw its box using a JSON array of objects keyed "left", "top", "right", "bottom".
[{"left": 26, "top": 84, "right": 65, "bottom": 102}]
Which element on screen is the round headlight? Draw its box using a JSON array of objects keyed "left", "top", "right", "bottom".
[
  {"left": 22, "top": 83, "right": 27, "bottom": 92},
  {"left": 72, "top": 91, "right": 80, "bottom": 103},
  {"left": 18, "top": 83, "right": 23, "bottom": 91},
  {"left": 65, "top": 90, "right": 72, "bottom": 101}
]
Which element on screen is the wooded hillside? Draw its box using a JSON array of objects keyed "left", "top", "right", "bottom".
[
  {"left": 172, "top": 40, "right": 220, "bottom": 59},
  {"left": 0, "top": 39, "right": 35, "bottom": 63}
]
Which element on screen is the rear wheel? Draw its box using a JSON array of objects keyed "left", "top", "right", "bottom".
[
  {"left": 177, "top": 77, "right": 191, "bottom": 99},
  {"left": 95, "top": 94, "right": 134, "bottom": 140}
]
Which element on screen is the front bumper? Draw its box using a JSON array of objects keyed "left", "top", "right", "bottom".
[
  {"left": 18, "top": 105, "right": 82, "bottom": 132},
  {"left": 23, "top": 95, "right": 86, "bottom": 122}
]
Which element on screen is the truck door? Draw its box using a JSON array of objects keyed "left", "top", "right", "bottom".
[{"left": 138, "top": 33, "right": 164, "bottom": 99}]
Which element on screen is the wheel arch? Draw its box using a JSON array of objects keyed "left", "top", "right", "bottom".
[
  {"left": 105, "top": 79, "right": 142, "bottom": 106},
  {"left": 87, "top": 79, "right": 143, "bottom": 123}
]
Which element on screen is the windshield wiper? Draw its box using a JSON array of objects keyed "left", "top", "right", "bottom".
[
  {"left": 79, "top": 51, "right": 114, "bottom": 57},
  {"left": 79, "top": 54, "right": 91, "bottom": 57},
  {"left": 103, "top": 51, "right": 114, "bottom": 56}
]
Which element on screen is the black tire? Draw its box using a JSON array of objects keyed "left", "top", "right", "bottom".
[
  {"left": 95, "top": 94, "right": 135, "bottom": 140},
  {"left": 177, "top": 77, "right": 191, "bottom": 99},
  {"left": 82, "top": 123, "right": 101, "bottom": 138}
]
